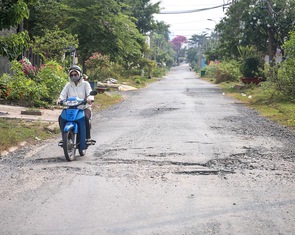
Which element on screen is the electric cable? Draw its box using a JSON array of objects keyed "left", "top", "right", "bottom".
[{"left": 158, "top": 3, "right": 230, "bottom": 14}]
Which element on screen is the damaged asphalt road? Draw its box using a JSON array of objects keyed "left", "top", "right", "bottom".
[{"left": 0, "top": 64, "right": 295, "bottom": 235}]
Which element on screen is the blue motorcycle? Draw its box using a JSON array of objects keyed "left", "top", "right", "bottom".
[{"left": 58, "top": 91, "right": 97, "bottom": 161}]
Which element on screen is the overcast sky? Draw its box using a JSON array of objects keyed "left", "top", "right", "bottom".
[{"left": 151, "top": 0, "right": 230, "bottom": 39}]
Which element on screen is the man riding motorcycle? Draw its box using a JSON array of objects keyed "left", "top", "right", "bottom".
[{"left": 56, "top": 65, "right": 94, "bottom": 145}]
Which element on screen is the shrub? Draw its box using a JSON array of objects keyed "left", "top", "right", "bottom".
[
  {"left": 0, "top": 61, "right": 48, "bottom": 106},
  {"left": 277, "top": 58, "right": 295, "bottom": 98},
  {"left": 85, "top": 52, "right": 111, "bottom": 81},
  {"left": 252, "top": 81, "right": 280, "bottom": 103},
  {"left": 214, "top": 60, "right": 241, "bottom": 83},
  {"left": 275, "top": 31, "right": 295, "bottom": 99},
  {"left": 37, "top": 60, "right": 68, "bottom": 103},
  {"left": 0, "top": 60, "right": 68, "bottom": 107},
  {"left": 152, "top": 66, "right": 166, "bottom": 78},
  {"left": 238, "top": 45, "right": 263, "bottom": 78},
  {"left": 204, "top": 62, "right": 218, "bottom": 79},
  {"left": 240, "top": 57, "right": 262, "bottom": 77},
  {"left": 20, "top": 57, "right": 37, "bottom": 78}
]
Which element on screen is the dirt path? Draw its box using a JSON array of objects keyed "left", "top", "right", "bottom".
[
  {"left": 0, "top": 64, "right": 294, "bottom": 235},
  {"left": 0, "top": 104, "right": 60, "bottom": 122}
]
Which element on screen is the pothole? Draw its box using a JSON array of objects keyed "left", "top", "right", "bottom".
[
  {"left": 140, "top": 107, "right": 179, "bottom": 117},
  {"left": 31, "top": 157, "right": 65, "bottom": 163},
  {"left": 175, "top": 169, "right": 235, "bottom": 175}
]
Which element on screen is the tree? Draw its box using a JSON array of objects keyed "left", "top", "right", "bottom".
[
  {"left": 150, "top": 32, "right": 174, "bottom": 66},
  {"left": 187, "top": 47, "right": 199, "bottom": 65},
  {"left": 118, "top": 0, "right": 161, "bottom": 34},
  {"left": 170, "top": 35, "right": 187, "bottom": 64},
  {"left": 216, "top": 0, "right": 295, "bottom": 62},
  {"left": 61, "top": 0, "right": 145, "bottom": 68},
  {"left": 26, "top": 0, "right": 67, "bottom": 37},
  {"left": 0, "top": 0, "right": 30, "bottom": 30},
  {"left": 30, "top": 26, "right": 78, "bottom": 64},
  {"left": 0, "top": 0, "right": 35, "bottom": 60},
  {"left": 153, "top": 21, "right": 170, "bottom": 40}
]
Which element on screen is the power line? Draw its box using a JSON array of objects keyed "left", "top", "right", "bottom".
[
  {"left": 170, "top": 18, "right": 220, "bottom": 25},
  {"left": 159, "top": 3, "right": 230, "bottom": 14}
]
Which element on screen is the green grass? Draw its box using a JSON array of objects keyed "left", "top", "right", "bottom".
[
  {"left": 0, "top": 119, "right": 56, "bottom": 153},
  {"left": 251, "top": 103, "right": 295, "bottom": 129},
  {"left": 92, "top": 93, "right": 123, "bottom": 111},
  {"left": 208, "top": 79, "right": 295, "bottom": 131}
]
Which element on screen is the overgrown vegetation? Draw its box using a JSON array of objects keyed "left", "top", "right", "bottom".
[
  {"left": 0, "top": 59, "right": 68, "bottom": 107},
  {"left": 196, "top": 26, "right": 295, "bottom": 133},
  {"left": 0, "top": 119, "right": 55, "bottom": 153},
  {"left": 0, "top": 1, "right": 173, "bottom": 107},
  {"left": 215, "top": 81, "right": 295, "bottom": 131}
]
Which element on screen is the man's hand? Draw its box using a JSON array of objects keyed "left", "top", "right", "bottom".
[
  {"left": 87, "top": 99, "right": 93, "bottom": 105},
  {"left": 56, "top": 98, "right": 61, "bottom": 105}
]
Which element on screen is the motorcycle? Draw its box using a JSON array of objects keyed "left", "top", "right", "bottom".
[{"left": 58, "top": 90, "right": 97, "bottom": 161}]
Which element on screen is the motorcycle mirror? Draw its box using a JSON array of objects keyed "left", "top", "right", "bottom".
[{"left": 90, "top": 91, "right": 98, "bottom": 96}]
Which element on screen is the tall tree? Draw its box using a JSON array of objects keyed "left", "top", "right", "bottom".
[
  {"left": 216, "top": 0, "right": 295, "bottom": 62},
  {"left": 30, "top": 26, "right": 78, "bottom": 63},
  {"left": 0, "top": 0, "right": 35, "bottom": 60},
  {"left": 170, "top": 35, "right": 187, "bottom": 64},
  {"left": 61, "top": 0, "right": 145, "bottom": 67},
  {"left": 26, "top": 0, "right": 67, "bottom": 37},
  {"left": 118, "top": 0, "right": 160, "bottom": 34}
]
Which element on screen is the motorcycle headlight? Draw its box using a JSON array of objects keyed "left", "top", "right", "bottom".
[{"left": 64, "top": 100, "right": 79, "bottom": 106}]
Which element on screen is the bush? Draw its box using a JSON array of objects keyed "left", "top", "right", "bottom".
[
  {"left": 240, "top": 57, "right": 262, "bottom": 77},
  {"left": 85, "top": 52, "right": 111, "bottom": 81},
  {"left": 0, "top": 59, "right": 68, "bottom": 107},
  {"left": 238, "top": 45, "right": 263, "bottom": 78},
  {"left": 275, "top": 31, "right": 295, "bottom": 99},
  {"left": 252, "top": 81, "right": 280, "bottom": 103},
  {"left": 37, "top": 60, "right": 68, "bottom": 103},
  {"left": 190, "top": 61, "right": 198, "bottom": 71},
  {"left": 214, "top": 60, "right": 241, "bottom": 83},
  {"left": 0, "top": 61, "right": 48, "bottom": 106},
  {"left": 204, "top": 62, "right": 218, "bottom": 78},
  {"left": 277, "top": 58, "right": 295, "bottom": 98},
  {"left": 152, "top": 66, "right": 166, "bottom": 78}
]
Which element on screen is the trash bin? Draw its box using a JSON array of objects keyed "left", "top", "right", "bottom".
[{"left": 201, "top": 70, "right": 205, "bottom": 77}]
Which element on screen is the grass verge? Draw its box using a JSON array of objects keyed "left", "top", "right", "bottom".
[
  {"left": 0, "top": 92, "right": 124, "bottom": 155},
  {"left": 204, "top": 78, "right": 295, "bottom": 132},
  {"left": 0, "top": 119, "right": 56, "bottom": 153}
]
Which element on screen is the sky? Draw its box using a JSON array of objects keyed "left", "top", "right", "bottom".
[{"left": 151, "top": 0, "right": 230, "bottom": 39}]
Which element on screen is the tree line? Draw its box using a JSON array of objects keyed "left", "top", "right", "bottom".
[
  {"left": 0, "top": 0, "right": 177, "bottom": 106},
  {"left": 187, "top": 0, "right": 295, "bottom": 100}
]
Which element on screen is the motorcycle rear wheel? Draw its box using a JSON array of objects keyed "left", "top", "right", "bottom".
[{"left": 63, "top": 130, "right": 76, "bottom": 161}]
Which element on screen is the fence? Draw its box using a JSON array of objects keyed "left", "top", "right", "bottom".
[{"left": 22, "top": 49, "right": 43, "bottom": 68}]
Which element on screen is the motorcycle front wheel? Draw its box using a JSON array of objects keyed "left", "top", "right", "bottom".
[{"left": 62, "top": 130, "right": 76, "bottom": 161}]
